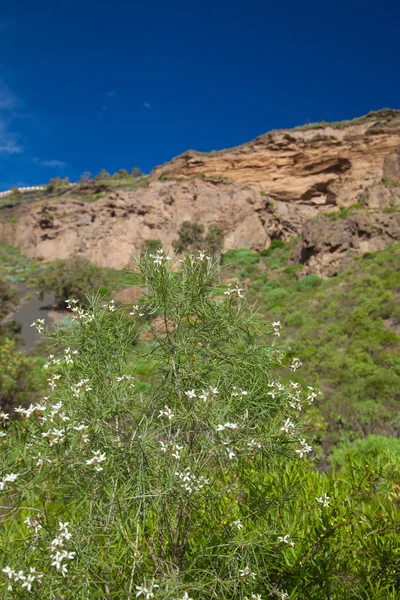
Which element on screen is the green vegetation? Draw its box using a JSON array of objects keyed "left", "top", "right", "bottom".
[
  {"left": 224, "top": 242, "right": 400, "bottom": 457},
  {"left": 46, "top": 177, "right": 70, "bottom": 195},
  {"left": 32, "top": 257, "right": 114, "bottom": 307},
  {"left": 173, "top": 221, "right": 225, "bottom": 256},
  {"left": 0, "top": 253, "right": 398, "bottom": 598}
]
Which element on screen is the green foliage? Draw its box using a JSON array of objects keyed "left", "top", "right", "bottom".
[
  {"left": 173, "top": 222, "right": 225, "bottom": 256},
  {"left": 32, "top": 257, "right": 112, "bottom": 307},
  {"left": 0, "top": 254, "right": 398, "bottom": 598},
  {"left": 0, "top": 338, "right": 45, "bottom": 413},
  {"left": 94, "top": 169, "right": 110, "bottom": 180},
  {"left": 221, "top": 248, "right": 260, "bottom": 267},
  {"left": 0, "top": 277, "right": 18, "bottom": 319},
  {"left": 47, "top": 177, "right": 69, "bottom": 194},
  {"left": 143, "top": 238, "right": 163, "bottom": 253},
  {"left": 239, "top": 243, "right": 400, "bottom": 455},
  {"left": 131, "top": 167, "right": 143, "bottom": 178},
  {"left": 80, "top": 171, "right": 91, "bottom": 183}
]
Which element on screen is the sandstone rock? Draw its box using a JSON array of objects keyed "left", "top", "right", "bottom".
[
  {"left": 383, "top": 145, "right": 400, "bottom": 182},
  {"left": 290, "top": 211, "right": 400, "bottom": 277}
]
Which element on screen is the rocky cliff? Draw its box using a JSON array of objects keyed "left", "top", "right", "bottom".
[{"left": 1, "top": 109, "right": 400, "bottom": 274}]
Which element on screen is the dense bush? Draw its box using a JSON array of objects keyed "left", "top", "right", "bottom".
[
  {"left": 32, "top": 257, "right": 112, "bottom": 308},
  {"left": 0, "top": 251, "right": 398, "bottom": 598},
  {"left": 173, "top": 221, "right": 225, "bottom": 256}
]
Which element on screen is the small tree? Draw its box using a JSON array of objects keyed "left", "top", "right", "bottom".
[
  {"left": 33, "top": 257, "right": 111, "bottom": 308},
  {"left": 143, "top": 238, "right": 162, "bottom": 253},
  {"left": 173, "top": 221, "right": 205, "bottom": 253},
  {"left": 205, "top": 224, "right": 225, "bottom": 255},
  {"left": 80, "top": 171, "right": 91, "bottom": 183},
  {"left": 9, "top": 187, "right": 21, "bottom": 201},
  {"left": 118, "top": 169, "right": 129, "bottom": 178},
  {"left": 131, "top": 167, "right": 143, "bottom": 178},
  {"left": 95, "top": 169, "right": 110, "bottom": 181}
]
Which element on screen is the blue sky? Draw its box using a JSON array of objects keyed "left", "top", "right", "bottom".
[{"left": 0, "top": 0, "right": 399, "bottom": 190}]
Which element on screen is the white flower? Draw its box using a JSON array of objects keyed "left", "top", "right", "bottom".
[
  {"left": 86, "top": 450, "right": 107, "bottom": 472},
  {"left": 2, "top": 566, "right": 15, "bottom": 579},
  {"left": 280, "top": 418, "right": 295, "bottom": 434},
  {"left": 0, "top": 472, "right": 19, "bottom": 490},
  {"left": 0, "top": 411, "right": 9, "bottom": 423},
  {"left": 116, "top": 374, "right": 135, "bottom": 387},
  {"left": 226, "top": 447, "right": 236, "bottom": 460},
  {"left": 30, "top": 318, "right": 45, "bottom": 333},
  {"left": 24, "top": 514, "right": 43, "bottom": 534},
  {"left": 307, "top": 386, "right": 321, "bottom": 404},
  {"left": 277, "top": 592, "right": 289, "bottom": 600},
  {"left": 71, "top": 378, "right": 92, "bottom": 397},
  {"left": 129, "top": 305, "right": 145, "bottom": 317},
  {"left": 136, "top": 581, "right": 160, "bottom": 598},
  {"left": 196, "top": 250, "right": 210, "bottom": 262},
  {"left": 231, "top": 386, "right": 248, "bottom": 397},
  {"left": 296, "top": 438, "right": 312, "bottom": 458},
  {"left": 0, "top": 431, "right": 6, "bottom": 438},
  {"left": 42, "top": 428, "right": 64, "bottom": 446},
  {"left": 272, "top": 321, "right": 282, "bottom": 336},
  {"left": 239, "top": 566, "right": 256, "bottom": 579},
  {"left": 232, "top": 519, "right": 243, "bottom": 530},
  {"left": 245, "top": 595, "right": 262, "bottom": 600},
  {"left": 247, "top": 438, "right": 262, "bottom": 449},
  {"left": 73, "top": 423, "right": 89, "bottom": 442},
  {"left": 316, "top": 493, "right": 330, "bottom": 507},
  {"left": 158, "top": 405, "right": 174, "bottom": 420},
  {"left": 224, "top": 284, "right": 244, "bottom": 298},
  {"left": 289, "top": 358, "right": 302, "bottom": 372},
  {"left": 184, "top": 389, "right": 196, "bottom": 399},
  {"left": 150, "top": 248, "right": 171, "bottom": 266},
  {"left": 278, "top": 534, "right": 294, "bottom": 547},
  {"left": 106, "top": 299, "right": 116, "bottom": 312}
]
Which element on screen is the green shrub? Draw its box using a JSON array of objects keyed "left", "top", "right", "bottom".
[
  {"left": 1, "top": 254, "right": 399, "bottom": 598},
  {"left": 298, "top": 274, "right": 324, "bottom": 289},
  {"left": 143, "top": 239, "right": 163, "bottom": 253},
  {"left": 32, "top": 257, "right": 112, "bottom": 308},
  {"left": 221, "top": 248, "right": 260, "bottom": 267}
]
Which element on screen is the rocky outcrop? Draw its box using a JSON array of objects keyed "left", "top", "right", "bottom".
[
  {"left": 0, "top": 179, "right": 285, "bottom": 268},
  {"left": 151, "top": 110, "right": 400, "bottom": 209},
  {"left": 290, "top": 208, "right": 400, "bottom": 277},
  {"left": 1, "top": 110, "right": 400, "bottom": 275}
]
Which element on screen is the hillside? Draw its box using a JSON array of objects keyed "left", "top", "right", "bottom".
[{"left": 1, "top": 110, "right": 400, "bottom": 275}]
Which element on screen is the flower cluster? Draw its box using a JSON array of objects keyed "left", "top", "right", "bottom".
[
  {"left": 129, "top": 304, "right": 145, "bottom": 317},
  {"left": 175, "top": 467, "right": 210, "bottom": 494},
  {"left": 289, "top": 357, "right": 302, "bottom": 372},
  {"left": 224, "top": 284, "right": 244, "bottom": 298},
  {"left": 231, "top": 386, "right": 248, "bottom": 398},
  {"left": 136, "top": 580, "right": 160, "bottom": 598},
  {"left": 73, "top": 423, "right": 89, "bottom": 443},
  {"left": 159, "top": 440, "right": 183, "bottom": 460},
  {"left": 296, "top": 438, "right": 312, "bottom": 458},
  {"left": 86, "top": 450, "right": 107, "bottom": 472},
  {"left": 316, "top": 493, "right": 330, "bottom": 507},
  {"left": 278, "top": 534, "right": 294, "bottom": 547},
  {"left": 271, "top": 320, "right": 282, "bottom": 337},
  {"left": 0, "top": 472, "right": 19, "bottom": 491},
  {"left": 42, "top": 427, "right": 65, "bottom": 446},
  {"left": 150, "top": 248, "right": 171, "bottom": 266},
  {"left": 64, "top": 346, "right": 78, "bottom": 365},
  {"left": 116, "top": 374, "right": 135, "bottom": 387},
  {"left": 196, "top": 249, "right": 210, "bottom": 262},
  {"left": 24, "top": 512, "right": 43, "bottom": 535},
  {"left": 239, "top": 566, "right": 257, "bottom": 579},
  {"left": 66, "top": 298, "right": 94, "bottom": 323},
  {"left": 50, "top": 521, "right": 75, "bottom": 577},
  {"left": 30, "top": 318, "right": 45, "bottom": 334},
  {"left": 2, "top": 566, "right": 42, "bottom": 592},
  {"left": 71, "top": 378, "right": 92, "bottom": 398},
  {"left": 158, "top": 405, "right": 174, "bottom": 420}
]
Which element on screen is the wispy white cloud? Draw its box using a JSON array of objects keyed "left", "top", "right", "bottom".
[
  {"left": 0, "top": 80, "right": 23, "bottom": 154},
  {"left": 33, "top": 157, "right": 67, "bottom": 168},
  {"left": 143, "top": 102, "right": 152, "bottom": 110}
]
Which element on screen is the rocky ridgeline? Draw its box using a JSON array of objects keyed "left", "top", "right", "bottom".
[{"left": 1, "top": 109, "right": 400, "bottom": 276}]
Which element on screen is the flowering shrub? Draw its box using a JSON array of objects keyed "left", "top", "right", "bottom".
[{"left": 0, "top": 251, "right": 398, "bottom": 598}]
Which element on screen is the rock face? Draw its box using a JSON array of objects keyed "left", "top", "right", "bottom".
[
  {"left": 290, "top": 207, "right": 400, "bottom": 277},
  {"left": 1, "top": 109, "right": 400, "bottom": 275}
]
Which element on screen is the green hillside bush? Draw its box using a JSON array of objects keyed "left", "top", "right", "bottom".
[{"left": 0, "top": 251, "right": 398, "bottom": 598}]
